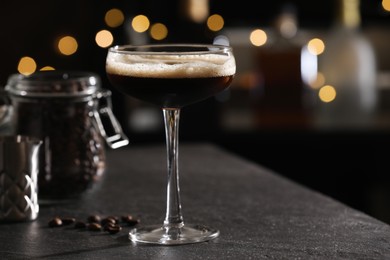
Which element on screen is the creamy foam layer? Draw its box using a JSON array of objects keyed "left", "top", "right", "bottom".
[{"left": 106, "top": 52, "right": 236, "bottom": 78}]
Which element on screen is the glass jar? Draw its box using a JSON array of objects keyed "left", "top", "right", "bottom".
[{"left": 2, "top": 71, "right": 128, "bottom": 200}]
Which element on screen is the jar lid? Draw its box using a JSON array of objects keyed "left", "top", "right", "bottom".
[{"left": 5, "top": 71, "right": 101, "bottom": 97}]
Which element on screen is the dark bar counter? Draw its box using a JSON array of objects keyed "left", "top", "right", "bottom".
[{"left": 0, "top": 143, "right": 389, "bottom": 259}]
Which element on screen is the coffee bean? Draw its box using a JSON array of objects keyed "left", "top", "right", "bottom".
[
  {"left": 106, "top": 225, "right": 122, "bottom": 234},
  {"left": 17, "top": 97, "right": 106, "bottom": 199},
  {"left": 111, "top": 216, "right": 120, "bottom": 224},
  {"left": 103, "top": 222, "right": 116, "bottom": 231},
  {"left": 101, "top": 217, "right": 116, "bottom": 226},
  {"left": 49, "top": 213, "right": 141, "bottom": 235},
  {"left": 48, "top": 217, "right": 63, "bottom": 227},
  {"left": 121, "top": 215, "right": 133, "bottom": 223},
  {"left": 121, "top": 214, "right": 140, "bottom": 226},
  {"left": 74, "top": 221, "right": 87, "bottom": 229},
  {"left": 61, "top": 217, "right": 76, "bottom": 225},
  {"left": 124, "top": 218, "right": 140, "bottom": 227},
  {"left": 87, "top": 223, "right": 102, "bottom": 231},
  {"left": 87, "top": 215, "right": 101, "bottom": 223}
]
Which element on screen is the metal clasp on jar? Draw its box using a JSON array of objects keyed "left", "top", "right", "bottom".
[{"left": 91, "top": 89, "right": 129, "bottom": 149}]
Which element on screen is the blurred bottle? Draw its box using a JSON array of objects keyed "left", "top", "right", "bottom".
[
  {"left": 315, "top": 0, "right": 377, "bottom": 129},
  {"left": 254, "top": 4, "right": 310, "bottom": 128}
]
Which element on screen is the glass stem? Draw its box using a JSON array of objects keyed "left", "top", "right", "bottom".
[{"left": 163, "top": 108, "right": 184, "bottom": 229}]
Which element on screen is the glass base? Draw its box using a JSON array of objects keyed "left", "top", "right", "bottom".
[{"left": 129, "top": 224, "right": 219, "bottom": 245}]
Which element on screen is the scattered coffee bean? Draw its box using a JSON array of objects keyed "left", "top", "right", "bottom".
[
  {"left": 107, "top": 216, "right": 120, "bottom": 224},
  {"left": 121, "top": 215, "right": 133, "bottom": 222},
  {"left": 48, "top": 217, "right": 63, "bottom": 227},
  {"left": 61, "top": 217, "right": 76, "bottom": 225},
  {"left": 103, "top": 222, "right": 116, "bottom": 231},
  {"left": 106, "top": 225, "right": 122, "bottom": 234},
  {"left": 122, "top": 216, "right": 140, "bottom": 226},
  {"left": 87, "top": 222, "right": 102, "bottom": 231},
  {"left": 87, "top": 215, "right": 101, "bottom": 223},
  {"left": 74, "top": 221, "right": 87, "bottom": 229},
  {"left": 48, "top": 213, "right": 139, "bottom": 234},
  {"left": 101, "top": 217, "right": 116, "bottom": 226}
]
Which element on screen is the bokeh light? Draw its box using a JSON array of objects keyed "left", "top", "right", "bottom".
[
  {"left": 250, "top": 29, "right": 267, "bottom": 46},
  {"left": 58, "top": 36, "right": 78, "bottom": 56},
  {"left": 308, "top": 72, "right": 325, "bottom": 89},
  {"left": 132, "top": 15, "right": 150, "bottom": 33},
  {"left": 17, "top": 56, "right": 37, "bottom": 75},
  {"left": 40, "top": 66, "right": 55, "bottom": 71},
  {"left": 307, "top": 38, "right": 325, "bottom": 55},
  {"left": 95, "top": 30, "right": 113, "bottom": 48},
  {"left": 184, "top": 0, "right": 209, "bottom": 23},
  {"left": 279, "top": 15, "right": 298, "bottom": 39},
  {"left": 105, "top": 8, "right": 125, "bottom": 28},
  {"left": 150, "top": 23, "right": 168, "bottom": 41},
  {"left": 207, "top": 14, "right": 224, "bottom": 32},
  {"left": 383, "top": 0, "right": 390, "bottom": 11},
  {"left": 319, "top": 85, "right": 336, "bottom": 103}
]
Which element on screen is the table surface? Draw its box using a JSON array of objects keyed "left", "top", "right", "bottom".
[{"left": 1, "top": 143, "right": 390, "bottom": 259}]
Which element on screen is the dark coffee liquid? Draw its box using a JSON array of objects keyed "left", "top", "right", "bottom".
[{"left": 107, "top": 73, "right": 234, "bottom": 108}]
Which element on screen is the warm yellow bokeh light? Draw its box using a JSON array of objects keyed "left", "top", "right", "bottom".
[
  {"left": 40, "top": 66, "right": 55, "bottom": 71},
  {"left": 17, "top": 56, "right": 37, "bottom": 75},
  {"left": 207, "top": 14, "right": 224, "bottom": 32},
  {"left": 250, "top": 29, "right": 267, "bottom": 47},
  {"left": 307, "top": 38, "right": 325, "bottom": 55},
  {"left": 132, "top": 15, "right": 150, "bottom": 33},
  {"left": 309, "top": 72, "right": 325, "bottom": 89},
  {"left": 58, "top": 36, "right": 78, "bottom": 56},
  {"left": 319, "top": 85, "right": 337, "bottom": 103},
  {"left": 150, "top": 23, "right": 168, "bottom": 41},
  {"left": 95, "top": 30, "right": 114, "bottom": 48},
  {"left": 382, "top": 0, "right": 390, "bottom": 11},
  {"left": 105, "top": 8, "right": 125, "bottom": 28},
  {"left": 182, "top": 0, "right": 209, "bottom": 23}
]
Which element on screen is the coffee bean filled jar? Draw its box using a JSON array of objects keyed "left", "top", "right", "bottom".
[{"left": 4, "top": 71, "right": 128, "bottom": 200}]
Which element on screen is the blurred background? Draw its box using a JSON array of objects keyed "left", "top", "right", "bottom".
[{"left": 1, "top": 0, "right": 390, "bottom": 224}]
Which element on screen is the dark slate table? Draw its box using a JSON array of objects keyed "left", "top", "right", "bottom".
[{"left": 1, "top": 143, "right": 390, "bottom": 259}]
